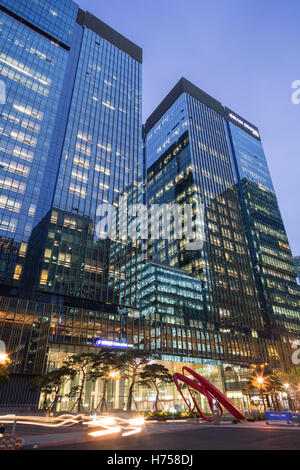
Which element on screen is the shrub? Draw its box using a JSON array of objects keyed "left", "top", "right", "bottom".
[
  {"left": 256, "top": 413, "right": 266, "bottom": 421},
  {"left": 145, "top": 411, "right": 168, "bottom": 421}
]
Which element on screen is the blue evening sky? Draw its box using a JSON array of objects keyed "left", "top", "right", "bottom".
[{"left": 77, "top": 0, "right": 300, "bottom": 256}]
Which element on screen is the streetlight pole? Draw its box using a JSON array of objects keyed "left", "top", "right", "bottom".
[
  {"left": 260, "top": 386, "right": 267, "bottom": 414},
  {"left": 256, "top": 377, "right": 266, "bottom": 413},
  {"left": 284, "top": 384, "right": 294, "bottom": 412}
]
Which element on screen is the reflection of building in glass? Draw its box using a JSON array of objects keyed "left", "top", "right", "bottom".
[
  {"left": 294, "top": 257, "right": 300, "bottom": 285},
  {"left": 0, "top": 0, "right": 142, "bottom": 307},
  {"left": 0, "top": 0, "right": 79, "bottom": 293}
]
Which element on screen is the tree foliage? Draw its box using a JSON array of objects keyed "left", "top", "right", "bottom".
[
  {"left": 31, "top": 366, "right": 75, "bottom": 411},
  {"left": 139, "top": 363, "right": 173, "bottom": 411},
  {"left": 244, "top": 366, "right": 284, "bottom": 411},
  {"left": 120, "top": 349, "right": 150, "bottom": 411},
  {"left": 278, "top": 366, "right": 300, "bottom": 387},
  {"left": 63, "top": 353, "right": 100, "bottom": 412},
  {"left": 0, "top": 363, "right": 9, "bottom": 387},
  {"left": 88, "top": 349, "right": 122, "bottom": 411}
]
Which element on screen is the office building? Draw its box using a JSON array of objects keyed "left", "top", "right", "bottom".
[
  {"left": 226, "top": 108, "right": 300, "bottom": 341},
  {"left": 0, "top": 0, "right": 143, "bottom": 405},
  {"left": 143, "top": 78, "right": 300, "bottom": 394}
]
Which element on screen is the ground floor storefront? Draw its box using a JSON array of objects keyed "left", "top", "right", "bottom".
[
  {"left": 38, "top": 344, "right": 290, "bottom": 415},
  {"left": 0, "top": 295, "right": 296, "bottom": 412}
]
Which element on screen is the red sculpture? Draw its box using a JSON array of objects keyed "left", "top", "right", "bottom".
[{"left": 173, "top": 366, "right": 245, "bottom": 422}]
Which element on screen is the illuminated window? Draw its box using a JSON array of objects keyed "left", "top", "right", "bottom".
[
  {"left": 13, "top": 264, "right": 22, "bottom": 280},
  {"left": 40, "top": 270, "right": 49, "bottom": 286},
  {"left": 19, "top": 243, "right": 28, "bottom": 257}
]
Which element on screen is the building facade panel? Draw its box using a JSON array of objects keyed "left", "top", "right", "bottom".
[{"left": 0, "top": 0, "right": 78, "bottom": 47}]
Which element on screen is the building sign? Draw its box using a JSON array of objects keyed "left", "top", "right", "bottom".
[
  {"left": 225, "top": 108, "right": 260, "bottom": 140},
  {"left": 94, "top": 339, "right": 133, "bottom": 349}
]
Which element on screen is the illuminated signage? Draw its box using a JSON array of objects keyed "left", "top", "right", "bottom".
[
  {"left": 226, "top": 111, "right": 260, "bottom": 140},
  {"left": 94, "top": 339, "right": 133, "bottom": 349}
]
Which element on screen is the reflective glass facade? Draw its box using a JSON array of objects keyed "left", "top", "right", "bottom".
[
  {"left": 36, "top": 26, "right": 142, "bottom": 307},
  {"left": 226, "top": 116, "right": 300, "bottom": 337},
  {"left": 0, "top": 2, "right": 77, "bottom": 289},
  {"left": 0, "top": 0, "right": 142, "bottom": 310},
  {"left": 0, "top": 0, "right": 78, "bottom": 47}
]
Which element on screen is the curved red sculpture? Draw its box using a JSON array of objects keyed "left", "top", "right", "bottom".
[{"left": 173, "top": 366, "right": 245, "bottom": 422}]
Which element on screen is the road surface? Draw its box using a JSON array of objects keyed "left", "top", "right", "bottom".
[{"left": 32, "top": 425, "right": 300, "bottom": 450}]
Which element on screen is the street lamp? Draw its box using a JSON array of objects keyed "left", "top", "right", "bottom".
[
  {"left": 252, "top": 375, "right": 267, "bottom": 413},
  {"left": 0, "top": 353, "right": 8, "bottom": 364},
  {"left": 109, "top": 371, "right": 119, "bottom": 379}
]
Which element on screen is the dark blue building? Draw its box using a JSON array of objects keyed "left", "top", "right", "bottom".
[{"left": 226, "top": 110, "right": 300, "bottom": 337}]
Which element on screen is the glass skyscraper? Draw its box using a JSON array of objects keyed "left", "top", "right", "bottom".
[
  {"left": 226, "top": 110, "right": 300, "bottom": 339},
  {"left": 0, "top": 0, "right": 142, "bottom": 307},
  {"left": 0, "top": 0, "right": 78, "bottom": 288},
  {"left": 144, "top": 78, "right": 300, "bottom": 381},
  {"left": 145, "top": 79, "right": 263, "bottom": 334},
  {"left": 0, "top": 0, "right": 143, "bottom": 405}
]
